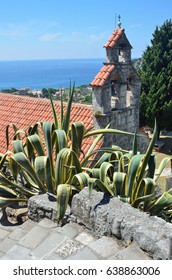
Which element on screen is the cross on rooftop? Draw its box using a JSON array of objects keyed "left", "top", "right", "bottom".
[{"left": 118, "top": 15, "right": 122, "bottom": 29}]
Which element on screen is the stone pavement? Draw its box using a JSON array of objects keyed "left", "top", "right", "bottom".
[{"left": 0, "top": 217, "right": 151, "bottom": 260}]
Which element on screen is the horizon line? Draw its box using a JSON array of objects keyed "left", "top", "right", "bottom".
[{"left": 0, "top": 56, "right": 140, "bottom": 62}]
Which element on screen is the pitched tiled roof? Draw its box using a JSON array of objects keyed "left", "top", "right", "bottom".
[
  {"left": 104, "top": 28, "right": 124, "bottom": 48},
  {"left": 0, "top": 93, "right": 98, "bottom": 155},
  {"left": 90, "top": 64, "right": 115, "bottom": 87}
]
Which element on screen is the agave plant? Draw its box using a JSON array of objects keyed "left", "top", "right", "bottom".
[
  {"left": 0, "top": 83, "right": 136, "bottom": 221},
  {"left": 0, "top": 84, "right": 76, "bottom": 211},
  {"left": 1, "top": 85, "right": 171, "bottom": 223},
  {"left": 80, "top": 120, "right": 172, "bottom": 222}
]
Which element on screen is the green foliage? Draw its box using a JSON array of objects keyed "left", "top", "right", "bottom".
[
  {"left": 1, "top": 88, "right": 18, "bottom": 93},
  {"left": 132, "top": 58, "right": 142, "bottom": 70},
  {"left": 42, "top": 88, "right": 49, "bottom": 98},
  {"left": 83, "top": 94, "right": 92, "bottom": 104},
  {"left": 140, "top": 19, "right": 172, "bottom": 136}
]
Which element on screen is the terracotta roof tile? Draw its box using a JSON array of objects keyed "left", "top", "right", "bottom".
[
  {"left": 104, "top": 28, "right": 124, "bottom": 48},
  {"left": 90, "top": 64, "right": 115, "bottom": 87},
  {"left": 0, "top": 93, "right": 98, "bottom": 155}
]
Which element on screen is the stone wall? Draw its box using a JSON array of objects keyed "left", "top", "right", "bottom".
[
  {"left": 94, "top": 106, "right": 148, "bottom": 151},
  {"left": 27, "top": 188, "right": 172, "bottom": 260},
  {"left": 92, "top": 86, "right": 112, "bottom": 114},
  {"left": 71, "top": 188, "right": 172, "bottom": 260},
  {"left": 28, "top": 193, "right": 70, "bottom": 223}
]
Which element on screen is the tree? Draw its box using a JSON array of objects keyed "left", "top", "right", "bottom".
[
  {"left": 42, "top": 88, "right": 49, "bottom": 98},
  {"left": 140, "top": 19, "right": 172, "bottom": 138},
  {"left": 48, "top": 88, "right": 57, "bottom": 95}
]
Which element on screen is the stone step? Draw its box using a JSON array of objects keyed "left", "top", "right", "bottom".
[
  {"left": 0, "top": 218, "right": 151, "bottom": 260},
  {"left": 0, "top": 219, "right": 37, "bottom": 259}
]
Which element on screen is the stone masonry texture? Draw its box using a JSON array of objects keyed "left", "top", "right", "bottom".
[
  {"left": 0, "top": 218, "right": 150, "bottom": 260},
  {"left": 71, "top": 187, "right": 172, "bottom": 259}
]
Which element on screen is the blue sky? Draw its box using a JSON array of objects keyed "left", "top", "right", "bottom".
[{"left": 0, "top": 0, "right": 171, "bottom": 60}]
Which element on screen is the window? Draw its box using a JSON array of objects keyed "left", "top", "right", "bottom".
[{"left": 111, "top": 81, "right": 117, "bottom": 96}]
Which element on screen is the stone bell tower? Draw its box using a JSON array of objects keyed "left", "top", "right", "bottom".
[{"left": 90, "top": 17, "right": 141, "bottom": 150}]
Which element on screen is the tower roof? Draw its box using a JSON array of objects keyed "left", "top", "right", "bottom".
[
  {"left": 90, "top": 64, "right": 115, "bottom": 87},
  {"left": 104, "top": 28, "right": 124, "bottom": 48}
]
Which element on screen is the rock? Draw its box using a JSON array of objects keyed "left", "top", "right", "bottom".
[
  {"left": 28, "top": 193, "right": 71, "bottom": 224},
  {"left": 71, "top": 188, "right": 104, "bottom": 228},
  {"left": 71, "top": 187, "right": 172, "bottom": 259},
  {"left": 4, "top": 206, "right": 28, "bottom": 224}
]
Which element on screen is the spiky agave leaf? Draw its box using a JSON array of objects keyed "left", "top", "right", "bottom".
[
  {"left": 52, "top": 129, "right": 67, "bottom": 155},
  {"left": 13, "top": 140, "right": 25, "bottom": 154},
  {"left": 72, "top": 172, "right": 90, "bottom": 190},
  {"left": 55, "top": 148, "right": 82, "bottom": 186},
  {"left": 49, "top": 94, "right": 59, "bottom": 129},
  {"left": 71, "top": 122, "right": 85, "bottom": 156},
  {"left": 34, "top": 156, "right": 54, "bottom": 194},
  {"left": 0, "top": 196, "right": 27, "bottom": 207},
  {"left": 0, "top": 185, "right": 27, "bottom": 208},
  {"left": 81, "top": 147, "right": 128, "bottom": 168},
  {"left": 84, "top": 124, "right": 111, "bottom": 162},
  {"left": 147, "top": 154, "right": 156, "bottom": 179},
  {"left": 99, "top": 162, "right": 114, "bottom": 184},
  {"left": 84, "top": 128, "right": 135, "bottom": 138},
  {"left": 148, "top": 192, "right": 172, "bottom": 214},
  {"left": 0, "top": 152, "right": 11, "bottom": 170},
  {"left": 112, "top": 172, "right": 126, "bottom": 196},
  {"left": 26, "top": 134, "right": 45, "bottom": 156},
  {"left": 42, "top": 122, "right": 55, "bottom": 160},
  {"left": 126, "top": 154, "right": 144, "bottom": 200},
  {"left": 6, "top": 123, "right": 19, "bottom": 150},
  {"left": 131, "top": 193, "right": 155, "bottom": 209},
  {"left": 154, "top": 156, "right": 172, "bottom": 182},
  {"left": 56, "top": 184, "right": 71, "bottom": 222},
  {"left": 62, "top": 82, "right": 75, "bottom": 135},
  {"left": 136, "top": 119, "right": 158, "bottom": 187},
  {"left": 10, "top": 152, "right": 45, "bottom": 193},
  {"left": 94, "top": 179, "right": 114, "bottom": 197},
  {"left": 0, "top": 172, "right": 39, "bottom": 197}
]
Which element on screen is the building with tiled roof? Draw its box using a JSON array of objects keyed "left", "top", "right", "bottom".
[
  {"left": 91, "top": 18, "right": 142, "bottom": 150},
  {"left": 0, "top": 93, "right": 94, "bottom": 154}
]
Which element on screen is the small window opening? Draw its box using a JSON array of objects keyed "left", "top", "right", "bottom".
[{"left": 111, "top": 81, "right": 117, "bottom": 96}]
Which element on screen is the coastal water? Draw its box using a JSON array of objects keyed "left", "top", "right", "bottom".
[{"left": 0, "top": 58, "right": 103, "bottom": 90}]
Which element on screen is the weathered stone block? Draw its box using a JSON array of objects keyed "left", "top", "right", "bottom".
[
  {"left": 28, "top": 193, "right": 70, "bottom": 223},
  {"left": 54, "top": 239, "right": 85, "bottom": 259},
  {"left": 28, "top": 193, "right": 56, "bottom": 222},
  {"left": 71, "top": 187, "right": 172, "bottom": 259},
  {"left": 88, "top": 236, "right": 120, "bottom": 258},
  {"left": 71, "top": 188, "right": 104, "bottom": 228},
  {"left": 112, "top": 243, "right": 151, "bottom": 260}
]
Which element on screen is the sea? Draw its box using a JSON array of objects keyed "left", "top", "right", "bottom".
[{"left": 0, "top": 58, "right": 104, "bottom": 90}]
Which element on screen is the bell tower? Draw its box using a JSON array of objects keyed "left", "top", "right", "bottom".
[
  {"left": 90, "top": 18, "right": 141, "bottom": 150},
  {"left": 105, "top": 16, "right": 132, "bottom": 65}
]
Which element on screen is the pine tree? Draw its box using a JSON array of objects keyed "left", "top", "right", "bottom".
[{"left": 140, "top": 19, "right": 172, "bottom": 138}]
